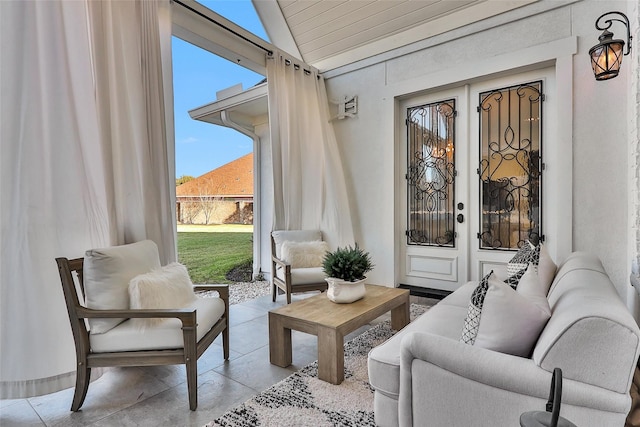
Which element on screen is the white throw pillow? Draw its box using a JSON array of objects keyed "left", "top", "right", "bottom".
[
  {"left": 474, "top": 277, "right": 551, "bottom": 357},
  {"left": 281, "top": 240, "right": 329, "bottom": 268},
  {"left": 272, "top": 230, "right": 322, "bottom": 259},
  {"left": 129, "top": 262, "right": 198, "bottom": 329},
  {"left": 538, "top": 244, "right": 557, "bottom": 295},
  {"left": 83, "top": 240, "right": 161, "bottom": 334}
]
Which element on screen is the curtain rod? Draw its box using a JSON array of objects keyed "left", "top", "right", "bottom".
[{"left": 173, "top": 0, "right": 273, "bottom": 56}]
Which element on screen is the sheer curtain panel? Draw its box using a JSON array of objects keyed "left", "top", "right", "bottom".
[
  {"left": 0, "top": 0, "right": 175, "bottom": 398},
  {"left": 266, "top": 50, "right": 355, "bottom": 250}
]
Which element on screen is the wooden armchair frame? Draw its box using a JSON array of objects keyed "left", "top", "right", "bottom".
[
  {"left": 270, "top": 234, "right": 327, "bottom": 304},
  {"left": 56, "top": 257, "right": 229, "bottom": 411}
]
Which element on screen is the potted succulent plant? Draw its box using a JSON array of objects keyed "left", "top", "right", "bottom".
[{"left": 322, "top": 244, "right": 374, "bottom": 303}]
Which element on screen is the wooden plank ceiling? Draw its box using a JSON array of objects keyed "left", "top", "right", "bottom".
[{"left": 260, "top": 0, "right": 538, "bottom": 71}]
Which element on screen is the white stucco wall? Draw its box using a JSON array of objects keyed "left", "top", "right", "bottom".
[
  {"left": 627, "top": 0, "right": 640, "bottom": 316},
  {"left": 323, "top": 0, "right": 636, "bottom": 301}
]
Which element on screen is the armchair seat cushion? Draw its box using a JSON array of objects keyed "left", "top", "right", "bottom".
[
  {"left": 275, "top": 266, "right": 326, "bottom": 286},
  {"left": 90, "top": 297, "right": 225, "bottom": 353}
]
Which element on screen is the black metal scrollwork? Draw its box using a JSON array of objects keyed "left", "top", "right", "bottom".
[
  {"left": 478, "top": 82, "right": 542, "bottom": 250},
  {"left": 407, "top": 100, "right": 456, "bottom": 247}
]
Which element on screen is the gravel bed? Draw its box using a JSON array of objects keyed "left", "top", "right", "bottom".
[
  {"left": 227, "top": 280, "right": 271, "bottom": 305},
  {"left": 197, "top": 280, "right": 272, "bottom": 306}
]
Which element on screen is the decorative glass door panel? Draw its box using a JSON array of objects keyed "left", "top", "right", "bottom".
[
  {"left": 406, "top": 100, "right": 456, "bottom": 247},
  {"left": 478, "top": 81, "right": 543, "bottom": 250}
]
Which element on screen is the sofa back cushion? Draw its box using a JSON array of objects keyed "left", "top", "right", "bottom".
[{"left": 532, "top": 252, "right": 640, "bottom": 394}]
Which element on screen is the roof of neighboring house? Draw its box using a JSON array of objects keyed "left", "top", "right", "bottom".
[{"left": 176, "top": 152, "right": 253, "bottom": 198}]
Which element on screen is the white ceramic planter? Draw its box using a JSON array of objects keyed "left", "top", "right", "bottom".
[{"left": 325, "top": 277, "right": 366, "bottom": 303}]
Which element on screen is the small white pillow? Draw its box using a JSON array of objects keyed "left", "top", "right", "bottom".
[
  {"left": 281, "top": 240, "right": 329, "bottom": 268},
  {"left": 129, "top": 262, "right": 198, "bottom": 329},
  {"left": 84, "top": 240, "right": 161, "bottom": 334},
  {"left": 538, "top": 244, "right": 557, "bottom": 295},
  {"left": 473, "top": 274, "right": 551, "bottom": 357}
]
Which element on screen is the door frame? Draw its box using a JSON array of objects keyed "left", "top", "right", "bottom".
[{"left": 391, "top": 37, "right": 576, "bottom": 290}]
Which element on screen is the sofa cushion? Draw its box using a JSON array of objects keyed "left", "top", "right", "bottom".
[
  {"left": 83, "top": 240, "right": 161, "bottom": 334},
  {"left": 368, "top": 302, "right": 468, "bottom": 398},
  {"left": 90, "top": 297, "right": 225, "bottom": 352},
  {"left": 281, "top": 240, "right": 328, "bottom": 268},
  {"left": 534, "top": 252, "right": 640, "bottom": 393},
  {"left": 128, "top": 262, "right": 197, "bottom": 329}
]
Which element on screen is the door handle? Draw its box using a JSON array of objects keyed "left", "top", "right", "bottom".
[{"left": 457, "top": 213, "right": 464, "bottom": 223}]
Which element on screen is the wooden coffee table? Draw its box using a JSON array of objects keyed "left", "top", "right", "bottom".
[{"left": 268, "top": 284, "right": 410, "bottom": 384}]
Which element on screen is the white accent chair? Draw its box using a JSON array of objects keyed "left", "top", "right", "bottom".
[
  {"left": 56, "top": 240, "right": 229, "bottom": 411},
  {"left": 271, "top": 230, "right": 328, "bottom": 304}
]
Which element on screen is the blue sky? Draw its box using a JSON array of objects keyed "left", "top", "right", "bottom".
[{"left": 173, "top": 0, "right": 269, "bottom": 179}]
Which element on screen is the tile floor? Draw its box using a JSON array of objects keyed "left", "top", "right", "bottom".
[{"left": 0, "top": 291, "right": 436, "bottom": 427}]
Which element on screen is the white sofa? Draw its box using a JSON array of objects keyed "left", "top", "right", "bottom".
[{"left": 368, "top": 252, "right": 640, "bottom": 426}]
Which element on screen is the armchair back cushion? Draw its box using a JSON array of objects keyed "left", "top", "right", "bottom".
[{"left": 83, "top": 240, "right": 161, "bottom": 334}]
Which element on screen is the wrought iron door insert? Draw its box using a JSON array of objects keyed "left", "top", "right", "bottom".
[
  {"left": 477, "top": 81, "right": 543, "bottom": 250},
  {"left": 406, "top": 99, "right": 456, "bottom": 247}
]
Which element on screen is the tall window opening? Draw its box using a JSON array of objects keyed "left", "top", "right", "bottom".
[{"left": 172, "top": 0, "right": 268, "bottom": 283}]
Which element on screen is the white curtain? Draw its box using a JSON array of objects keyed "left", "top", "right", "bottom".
[
  {"left": 0, "top": 0, "right": 175, "bottom": 398},
  {"left": 266, "top": 50, "right": 355, "bottom": 249}
]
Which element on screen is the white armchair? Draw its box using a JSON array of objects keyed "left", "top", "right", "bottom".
[
  {"left": 270, "top": 230, "right": 328, "bottom": 304},
  {"left": 56, "top": 240, "right": 229, "bottom": 411}
]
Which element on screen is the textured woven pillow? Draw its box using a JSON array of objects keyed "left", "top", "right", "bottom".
[
  {"left": 129, "top": 262, "right": 198, "bottom": 329},
  {"left": 507, "top": 241, "right": 556, "bottom": 294},
  {"left": 281, "top": 240, "right": 329, "bottom": 268},
  {"left": 506, "top": 241, "right": 540, "bottom": 276},
  {"left": 504, "top": 267, "right": 527, "bottom": 290},
  {"left": 460, "top": 271, "right": 493, "bottom": 345}
]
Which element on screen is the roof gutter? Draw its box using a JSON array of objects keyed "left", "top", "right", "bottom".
[{"left": 220, "top": 110, "right": 262, "bottom": 279}]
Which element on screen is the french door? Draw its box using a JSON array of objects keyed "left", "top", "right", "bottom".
[{"left": 399, "top": 69, "right": 553, "bottom": 291}]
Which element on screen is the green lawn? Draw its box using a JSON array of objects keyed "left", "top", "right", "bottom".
[{"left": 177, "top": 230, "right": 253, "bottom": 284}]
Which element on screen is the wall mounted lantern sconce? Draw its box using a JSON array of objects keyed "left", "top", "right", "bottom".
[{"left": 589, "top": 11, "right": 632, "bottom": 81}]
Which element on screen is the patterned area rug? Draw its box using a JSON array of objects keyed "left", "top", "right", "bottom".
[{"left": 205, "top": 304, "right": 429, "bottom": 427}]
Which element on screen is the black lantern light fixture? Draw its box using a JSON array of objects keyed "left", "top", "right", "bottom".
[{"left": 589, "top": 11, "right": 632, "bottom": 81}]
